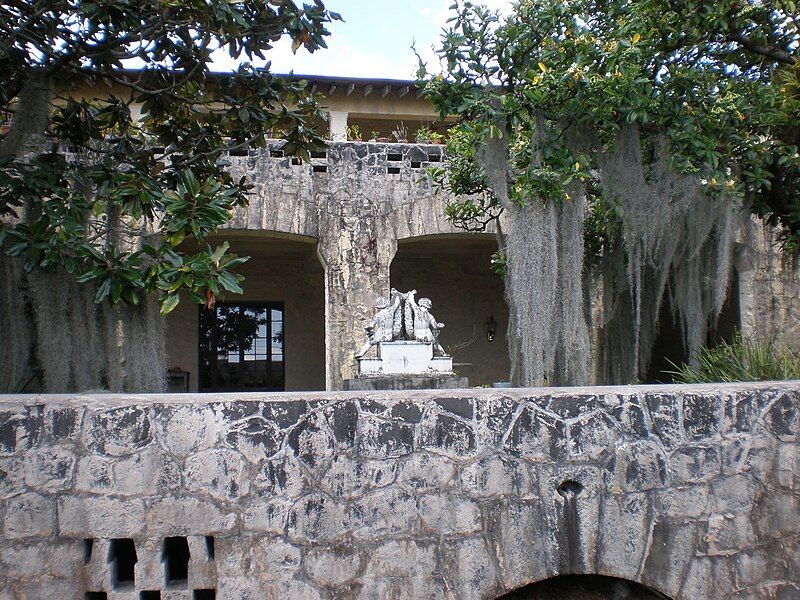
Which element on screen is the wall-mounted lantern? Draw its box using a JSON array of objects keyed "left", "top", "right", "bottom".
[{"left": 485, "top": 315, "right": 497, "bottom": 342}]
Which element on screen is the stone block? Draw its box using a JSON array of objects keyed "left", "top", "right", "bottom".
[
  {"left": 146, "top": 496, "right": 236, "bottom": 535},
  {"left": 0, "top": 458, "right": 23, "bottom": 499},
  {"left": 596, "top": 492, "right": 651, "bottom": 580},
  {"left": 764, "top": 392, "right": 799, "bottom": 442},
  {"left": 614, "top": 440, "right": 669, "bottom": 492},
  {"left": 153, "top": 404, "right": 218, "bottom": 458},
  {"left": 351, "top": 488, "right": 416, "bottom": 541},
  {"left": 302, "top": 548, "right": 362, "bottom": 587},
  {"left": 655, "top": 485, "right": 710, "bottom": 519},
  {"left": 704, "top": 513, "right": 756, "bottom": 554},
  {"left": 317, "top": 455, "right": 396, "bottom": 499},
  {"left": 671, "top": 445, "right": 721, "bottom": 484},
  {"left": 397, "top": 452, "right": 456, "bottom": 492},
  {"left": 3, "top": 493, "right": 55, "bottom": 538},
  {"left": 286, "top": 493, "right": 350, "bottom": 544},
  {"left": 440, "top": 537, "right": 499, "bottom": 599},
  {"left": 776, "top": 443, "right": 800, "bottom": 488},
  {"left": 503, "top": 405, "right": 566, "bottom": 463},
  {"left": 113, "top": 448, "right": 181, "bottom": 496},
  {"left": 356, "top": 415, "right": 414, "bottom": 458},
  {"left": 184, "top": 449, "right": 249, "bottom": 501},
  {"left": 254, "top": 457, "right": 309, "bottom": 499},
  {"left": 711, "top": 474, "right": 760, "bottom": 514},
  {"left": 682, "top": 393, "right": 722, "bottom": 441},
  {"left": 567, "top": 410, "right": 621, "bottom": 461},
  {"left": 418, "top": 412, "right": 477, "bottom": 458},
  {"left": 640, "top": 520, "right": 697, "bottom": 598},
  {"left": 75, "top": 455, "right": 113, "bottom": 493},
  {"left": 491, "top": 500, "right": 554, "bottom": 590},
  {"left": 58, "top": 496, "right": 145, "bottom": 538},
  {"left": 243, "top": 499, "right": 290, "bottom": 534},
  {"left": 459, "top": 455, "right": 536, "bottom": 499},
  {"left": 643, "top": 393, "right": 684, "bottom": 451},
  {"left": 418, "top": 494, "right": 481, "bottom": 535},
  {"left": 86, "top": 406, "right": 152, "bottom": 456}
]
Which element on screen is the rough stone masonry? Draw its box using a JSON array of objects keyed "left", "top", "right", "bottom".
[{"left": 0, "top": 381, "right": 798, "bottom": 599}]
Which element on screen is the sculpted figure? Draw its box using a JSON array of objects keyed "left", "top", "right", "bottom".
[
  {"left": 356, "top": 292, "right": 401, "bottom": 357},
  {"left": 409, "top": 296, "right": 446, "bottom": 355}
]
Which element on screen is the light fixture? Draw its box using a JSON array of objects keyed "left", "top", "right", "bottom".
[{"left": 485, "top": 314, "right": 497, "bottom": 342}]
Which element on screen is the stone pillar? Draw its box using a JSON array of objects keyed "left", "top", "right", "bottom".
[
  {"left": 328, "top": 111, "right": 349, "bottom": 142},
  {"left": 318, "top": 212, "right": 396, "bottom": 391}
]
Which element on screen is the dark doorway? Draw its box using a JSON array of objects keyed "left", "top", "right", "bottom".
[
  {"left": 199, "top": 302, "right": 285, "bottom": 391},
  {"left": 497, "top": 575, "right": 671, "bottom": 600}
]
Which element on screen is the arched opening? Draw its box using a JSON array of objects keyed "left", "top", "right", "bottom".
[
  {"left": 390, "top": 234, "right": 510, "bottom": 386},
  {"left": 165, "top": 232, "right": 325, "bottom": 392},
  {"left": 645, "top": 269, "right": 741, "bottom": 383},
  {"left": 497, "top": 575, "right": 671, "bottom": 600}
]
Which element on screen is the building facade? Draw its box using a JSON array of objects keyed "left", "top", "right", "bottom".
[{"left": 162, "top": 76, "right": 800, "bottom": 393}]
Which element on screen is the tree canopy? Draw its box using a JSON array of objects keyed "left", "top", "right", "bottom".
[
  {"left": 0, "top": 0, "right": 340, "bottom": 313},
  {"left": 423, "top": 0, "right": 799, "bottom": 247},
  {"left": 419, "top": 0, "right": 800, "bottom": 385},
  {"left": 0, "top": 0, "right": 339, "bottom": 392}
]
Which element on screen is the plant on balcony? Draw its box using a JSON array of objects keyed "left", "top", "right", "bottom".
[
  {"left": 346, "top": 124, "right": 363, "bottom": 141},
  {"left": 415, "top": 126, "right": 443, "bottom": 144},
  {"left": 668, "top": 334, "right": 800, "bottom": 383},
  {"left": 392, "top": 122, "right": 409, "bottom": 143}
]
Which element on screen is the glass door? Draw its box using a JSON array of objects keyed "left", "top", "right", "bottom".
[{"left": 198, "top": 303, "right": 284, "bottom": 391}]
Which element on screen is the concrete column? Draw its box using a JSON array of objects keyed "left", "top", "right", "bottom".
[
  {"left": 328, "top": 111, "right": 349, "bottom": 142},
  {"left": 318, "top": 217, "right": 396, "bottom": 390}
]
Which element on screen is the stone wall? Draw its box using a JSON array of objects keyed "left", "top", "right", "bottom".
[
  {"left": 736, "top": 218, "right": 800, "bottom": 353},
  {"left": 0, "top": 382, "right": 798, "bottom": 599}
]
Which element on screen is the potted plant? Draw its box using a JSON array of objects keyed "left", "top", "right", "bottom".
[
  {"left": 391, "top": 122, "right": 408, "bottom": 143},
  {"left": 346, "top": 124, "right": 362, "bottom": 141},
  {"left": 369, "top": 130, "right": 380, "bottom": 142}
]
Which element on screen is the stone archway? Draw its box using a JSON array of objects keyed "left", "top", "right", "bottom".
[
  {"left": 497, "top": 575, "right": 671, "bottom": 600},
  {"left": 165, "top": 231, "right": 326, "bottom": 392},
  {"left": 390, "top": 233, "right": 510, "bottom": 386}
]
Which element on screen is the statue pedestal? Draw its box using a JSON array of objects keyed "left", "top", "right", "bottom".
[
  {"left": 358, "top": 341, "right": 452, "bottom": 375},
  {"left": 347, "top": 341, "right": 467, "bottom": 390}
]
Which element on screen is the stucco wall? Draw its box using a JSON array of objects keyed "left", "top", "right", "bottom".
[
  {"left": 0, "top": 382, "right": 797, "bottom": 599},
  {"left": 221, "top": 142, "right": 495, "bottom": 389}
]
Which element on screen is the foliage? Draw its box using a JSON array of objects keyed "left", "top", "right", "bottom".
[
  {"left": 0, "top": 0, "right": 340, "bottom": 315},
  {"left": 427, "top": 126, "right": 505, "bottom": 231},
  {"left": 419, "top": 0, "right": 800, "bottom": 250},
  {"left": 668, "top": 334, "right": 800, "bottom": 383},
  {"left": 415, "top": 125, "right": 444, "bottom": 144},
  {"left": 346, "top": 124, "right": 362, "bottom": 141},
  {"left": 392, "top": 122, "right": 409, "bottom": 142}
]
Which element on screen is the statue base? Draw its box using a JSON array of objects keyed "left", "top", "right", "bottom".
[
  {"left": 349, "top": 341, "right": 467, "bottom": 390},
  {"left": 357, "top": 341, "right": 452, "bottom": 375}
]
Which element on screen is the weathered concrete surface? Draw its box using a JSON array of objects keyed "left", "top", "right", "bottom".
[
  {"left": 737, "top": 218, "right": 800, "bottom": 353},
  {"left": 1, "top": 382, "right": 797, "bottom": 599},
  {"left": 224, "top": 141, "right": 485, "bottom": 389}
]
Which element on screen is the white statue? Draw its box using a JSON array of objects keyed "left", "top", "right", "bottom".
[
  {"left": 357, "top": 288, "right": 447, "bottom": 357},
  {"left": 356, "top": 292, "right": 401, "bottom": 358},
  {"left": 410, "top": 296, "right": 446, "bottom": 355}
]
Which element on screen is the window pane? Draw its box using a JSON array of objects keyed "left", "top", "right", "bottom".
[{"left": 199, "top": 303, "right": 284, "bottom": 392}]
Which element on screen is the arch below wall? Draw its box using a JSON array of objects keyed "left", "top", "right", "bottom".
[{"left": 498, "top": 575, "right": 671, "bottom": 600}]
